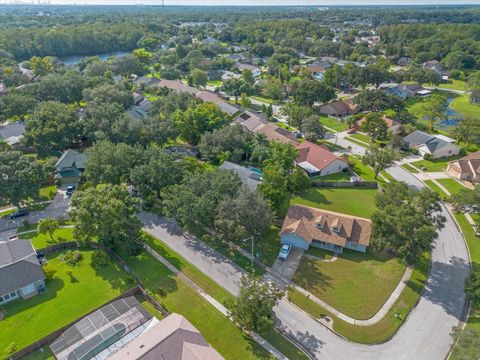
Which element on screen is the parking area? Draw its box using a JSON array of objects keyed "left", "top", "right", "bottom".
[{"left": 270, "top": 247, "right": 304, "bottom": 281}]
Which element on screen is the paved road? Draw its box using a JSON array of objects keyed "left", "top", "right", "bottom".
[
  {"left": 139, "top": 191, "right": 470, "bottom": 360},
  {"left": 0, "top": 187, "right": 70, "bottom": 239}
]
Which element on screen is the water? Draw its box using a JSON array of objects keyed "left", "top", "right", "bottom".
[
  {"left": 437, "top": 97, "right": 461, "bottom": 129},
  {"left": 248, "top": 167, "right": 263, "bottom": 175},
  {"left": 57, "top": 51, "right": 129, "bottom": 66}
]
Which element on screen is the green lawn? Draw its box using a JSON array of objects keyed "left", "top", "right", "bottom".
[
  {"left": 0, "top": 250, "right": 131, "bottom": 359},
  {"left": 410, "top": 154, "right": 462, "bottom": 172},
  {"left": 141, "top": 233, "right": 308, "bottom": 360},
  {"left": 348, "top": 155, "right": 385, "bottom": 184},
  {"left": 124, "top": 251, "right": 270, "bottom": 359},
  {"left": 345, "top": 136, "right": 368, "bottom": 148},
  {"left": 450, "top": 95, "right": 480, "bottom": 119},
  {"left": 436, "top": 178, "right": 467, "bottom": 196},
  {"left": 293, "top": 249, "right": 406, "bottom": 319},
  {"left": 37, "top": 185, "right": 58, "bottom": 202},
  {"left": 401, "top": 163, "right": 420, "bottom": 174},
  {"left": 291, "top": 187, "right": 377, "bottom": 218},
  {"left": 319, "top": 116, "right": 349, "bottom": 132},
  {"left": 238, "top": 226, "right": 281, "bottom": 267},
  {"left": 424, "top": 180, "right": 448, "bottom": 199},
  {"left": 19, "top": 228, "right": 75, "bottom": 249},
  {"left": 427, "top": 79, "right": 466, "bottom": 91},
  {"left": 349, "top": 133, "right": 372, "bottom": 144},
  {"left": 250, "top": 95, "right": 281, "bottom": 105},
  {"left": 0, "top": 208, "right": 16, "bottom": 218},
  {"left": 207, "top": 80, "right": 223, "bottom": 86},
  {"left": 288, "top": 252, "right": 430, "bottom": 344},
  {"left": 313, "top": 171, "right": 351, "bottom": 182}
]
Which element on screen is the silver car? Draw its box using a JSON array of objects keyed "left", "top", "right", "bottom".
[{"left": 278, "top": 243, "right": 292, "bottom": 260}]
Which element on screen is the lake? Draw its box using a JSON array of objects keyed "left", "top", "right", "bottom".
[
  {"left": 58, "top": 51, "right": 129, "bottom": 66},
  {"left": 438, "top": 97, "right": 461, "bottom": 129}
]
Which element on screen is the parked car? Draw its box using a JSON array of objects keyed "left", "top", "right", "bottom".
[
  {"left": 9, "top": 208, "right": 29, "bottom": 219},
  {"left": 66, "top": 185, "right": 76, "bottom": 197},
  {"left": 278, "top": 243, "right": 292, "bottom": 260}
]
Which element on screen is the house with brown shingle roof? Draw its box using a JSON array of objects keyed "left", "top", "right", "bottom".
[
  {"left": 280, "top": 205, "right": 371, "bottom": 253},
  {"left": 447, "top": 151, "right": 480, "bottom": 184},
  {"left": 319, "top": 99, "right": 359, "bottom": 118},
  {"left": 354, "top": 115, "right": 403, "bottom": 135},
  {"left": 295, "top": 141, "right": 348, "bottom": 177}
]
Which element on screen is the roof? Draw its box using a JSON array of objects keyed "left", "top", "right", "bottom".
[
  {"left": 256, "top": 123, "right": 300, "bottom": 145},
  {"left": 134, "top": 77, "right": 160, "bottom": 86},
  {"left": 295, "top": 141, "right": 347, "bottom": 173},
  {"left": 403, "top": 130, "right": 435, "bottom": 146},
  {"left": 281, "top": 205, "right": 371, "bottom": 248},
  {"left": 319, "top": 99, "right": 359, "bottom": 116},
  {"left": 306, "top": 65, "right": 325, "bottom": 73},
  {"left": 51, "top": 297, "right": 152, "bottom": 360},
  {"left": 55, "top": 149, "right": 87, "bottom": 171},
  {"left": 0, "top": 238, "right": 44, "bottom": 295},
  {"left": 108, "top": 313, "right": 224, "bottom": 360},
  {"left": 219, "top": 162, "right": 261, "bottom": 190},
  {"left": 451, "top": 151, "right": 480, "bottom": 178},
  {"left": 155, "top": 80, "right": 199, "bottom": 95},
  {"left": 355, "top": 115, "right": 401, "bottom": 130},
  {"left": 0, "top": 121, "right": 26, "bottom": 145},
  {"left": 195, "top": 91, "right": 240, "bottom": 115},
  {"left": 234, "top": 111, "right": 268, "bottom": 132}
]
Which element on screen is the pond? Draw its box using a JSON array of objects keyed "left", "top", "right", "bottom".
[
  {"left": 57, "top": 51, "right": 129, "bottom": 66},
  {"left": 437, "top": 97, "right": 461, "bottom": 130}
]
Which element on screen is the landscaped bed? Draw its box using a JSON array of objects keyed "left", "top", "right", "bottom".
[
  {"left": 291, "top": 187, "right": 378, "bottom": 218},
  {"left": 293, "top": 249, "right": 406, "bottom": 319},
  {"left": 0, "top": 250, "right": 132, "bottom": 359}
]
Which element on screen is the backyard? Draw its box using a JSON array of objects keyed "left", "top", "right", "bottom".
[
  {"left": 293, "top": 249, "right": 406, "bottom": 319},
  {"left": 291, "top": 187, "right": 378, "bottom": 218},
  {"left": 0, "top": 250, "right": 131, "bottom": 359}
]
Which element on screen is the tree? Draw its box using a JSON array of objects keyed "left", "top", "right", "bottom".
[
  {"left": 0, "top": 151, "right": 43, "bottom": 206},
  {"left": 281, "top": 102, "right": 312, "bottom": 129},
  {"left": 0, "top": 92, "right": 37, "bottom": 121},
  {"left": 465, "top": 269, "right": 480, "bottom": 303},
  {"left": 222, "top": 78, "right": 251, "bottom": 104},
  {"left": 300, "top": 115, "right": 325, "bottom": 142},
  {"left": 228, "top": 274, "right": 283, "bottom": 332},
  {"left": 25, "top": 101, "right": 80, "bottom": 154},
  {"left": 292, "top": 78, "right": 335, "bottom": 107},
  {"left": 70, "top": 184, "right": 142, "bottom": 255},
  {"left": 354, "top": 89, "right": 404, "bottom": 112},
  {"left": 172, "top": 102, "right": 226, "bottom": 145},
  {"left": 420, "top": 94, "right": 448, "bottom": 132},
  {"left": 83, "top": 84, "right": 133, "bottom": 109},
  {"left": 371, "top": 181, "right": 445, "bottom": 264},
  {"left": 215, "top": 189, "right": 272, "bottom": 244},
  {"left": 361, "top": 113, "right": 389, "bottom": 141},
  {"left": 37, "top": 218, "right": 59, "bottom": 242},
  {"left": 30, "top": 56, "right": 54, "bottom": 76},
  {"left": 262, "top": 77, "right": 285, "bottom": 101},
  {"left": 190, "top": 68, "right": 208, "bottom": 87},
  {"left": 265, "top": 142, "right": 298, "bottom": 174},
  {"left": 242, "top": 69, "right": 255, "bottom": 86},
  {"left": 239, "top": 92, "right": 251, "bottom": 108},
  {"left": 452, "top": 117, "right": 480, "bottom": 150},
  {"left": 258, "top": 164, "right": 289, "bottom": 211},
  {"left": 362, "top": 144, "right": 397, "bottom": 179},
  {"left": 84, "top": 102, "right": 133, "bottom": 143}
]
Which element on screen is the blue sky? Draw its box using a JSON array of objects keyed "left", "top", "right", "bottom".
[{"left": 3, "top": 0, "right": 480, "bottom": 4}]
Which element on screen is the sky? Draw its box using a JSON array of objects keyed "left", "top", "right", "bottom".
[{"left": 2, "top": 0, "right": 480, "bottom": 5}]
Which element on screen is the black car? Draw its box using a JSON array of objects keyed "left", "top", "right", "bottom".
[
  {"left": 66, "top": 185, "right": 76, "bottom": 197},
  {"left": 9, "top": 208, "right": 29, "bottom": 219}
]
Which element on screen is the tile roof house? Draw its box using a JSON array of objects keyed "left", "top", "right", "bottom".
[
  {"left": 234, "top": 111, "right": 300, "bottom": 145},
  {"left": 281, "top": 205, "right": 372, "bottom": 253},
  {"left": 319, "top": 99, "right": 360, "bottom": 118},
  {"left": 219, "top": 161, "right": 262, "bottom": 191},
  {"left": 354, "top": 115, "right": 403, "bottom": 135},
  {"left": 55, "top": 149, "right": 88, "bottom": 185},
  {"left": 0, "top": 121, "right": 26, "bottom": 147},
  {"left": 447, "top": 151, "right": 480, "bottom": 184},
  {"left": 295, "top": 141, "right": 348, "bottom": 177},
  {"left": 403, "top": 130, "right": 460, "bottom": 159},
  {"left": 0, "top": 237, "right": 45, "bottom": 305}
]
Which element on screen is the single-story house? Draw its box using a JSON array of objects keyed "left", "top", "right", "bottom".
[
  {"left": 0, "top": 121, "right": 26, "bottom": 147},
  {"left": 235, "top": 63, "right": 262, "bottom": 78},
  {"left": 221, "top": 70, "right": 242, "bottom": 81},
  {"left": 423, "top": 60, "right": 449, "bottom": 81},
  {"left": 219, "top": 161, "right": 262, "bottom": 190},
  {"left": 0, "top": 237, "right": 45, "bottom": 305},
  {"left": 201, "top": 36, "right": 219, "bottom": 45},
  {"left": 380, "top": 83, "right": 431, "bottom": 99},
  {"left": 295, "top": 141, "right": 348, "bottom": 177},
  {"left": 55, "top": 149, "right": 88, "bottom": 184},
  {"left": 305, "top": 65, "right": 325, "bottom": 80},
  {"left": 154, "top": 79, "right": 199, "bottom": 95},
  {"left": 196, "top": 90, "right": 240, "bottom": 115},
  {"left": 227, "top": 53, "right": 246, "bottom": 62},
  {"left": 403, "top": 130, "right": 460, "bottom": 159},
  {"left": 319, "top": 99, "right": 360, "bottom": 117},
  {"left": 354, "top": 115, "right": 403, "bottom": 135},
  {"left": 127, "top": 93, "right": 155, "bottom": 120},
  {"left": 280, "top": 205, "right": 372, "bottom": 253},
  {"left": 234, "top": 111, "right": 299, "bottom": 146},
  {"left": 447, "top": 151, "right": 480, "bottom": 184}
]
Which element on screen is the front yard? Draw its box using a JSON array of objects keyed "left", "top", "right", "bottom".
[
  {"left": 20, "top": 228, "right": 74, "bottom": 249},
  {"left": 0, "top": 250, "right": 131, "bottom": 359},
  {"left": 291, "top": 187, "right": 378, "bottom": 218},
  {"left": 410, "top": 154, "right": 462, "bottom": 172},
  {"left": 293, "top": 249, "right": 406, "bottom": 319},
  {"left": 436, "top": 178, "right": 467, "bottom": 196},
  {"left": 319, "top": 116, "right": 349, "bottom": 132}
]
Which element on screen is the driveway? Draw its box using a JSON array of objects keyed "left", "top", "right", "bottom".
[
  {"left": 0, "top": 187, "right": 71, "bottom": 238},
  {"left": 269, "top": 248, "right": 304, "bottom": 281}
]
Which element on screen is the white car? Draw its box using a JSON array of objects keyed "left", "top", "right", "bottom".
[{"left": 278, "top": 244, "right": 292, "bottom": 260}]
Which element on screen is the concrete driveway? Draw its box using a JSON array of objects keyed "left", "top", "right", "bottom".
[{"left": 270, "top": 248, "right": 304, "bottom": 281}]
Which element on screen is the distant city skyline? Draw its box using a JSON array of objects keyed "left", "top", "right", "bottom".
[{"left": 1, "top": 0, "right": 480, "bottom": 5}]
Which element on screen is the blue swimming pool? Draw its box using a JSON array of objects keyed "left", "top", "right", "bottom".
[{"left": 248, "top": 167, "right": 263, "bottom": 175}]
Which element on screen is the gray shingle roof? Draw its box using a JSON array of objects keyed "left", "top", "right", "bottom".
[
  {"left": 403, "top": 130, "right": 434, "bottom": 146},
  {"left": 55, "top": 149, "right": 87, "bottom": 171}
]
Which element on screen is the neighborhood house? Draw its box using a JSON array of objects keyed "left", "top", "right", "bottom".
[
  {"left": 403, "top": 130, "right": 460, "bottom": 159},
  {"left": 354, "top": 115, "right": 403, "bottom": 135},
  {"left": 219, "top": 161, "right": 262, "bottom": 190},
  {"left": 447, "top": 151, "right": 480, "bottom": 184},
  {"left": 0, "top": 237, "right": 45, "bottom": 305},
  {"left": 295, "top": 141, "right": 349, "bottom": 177},
  {"left": 319, "top": 99, "right": 360, "bottom": 117},
  {"left": 55, "top": 149, "right": 88, "bottom": 185},
  {"left": 280, "top": 205, "right": 372, "bottom": 253}
]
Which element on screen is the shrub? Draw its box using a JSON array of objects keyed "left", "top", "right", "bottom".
[
  {"left": 61, "top": 251, "right": 83, "bottom": 266},
  {"left": 91, "top": 250, "right": 111, "bottom": 267},
  {"left": 5, "top": 342, "right": 17, "bottom": 355},
  {"left": 43, "top": 264, "right": 57, "bottom": 280},
  {"left": 423, "top": 153, "right": 432, "bottom": 160}
]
